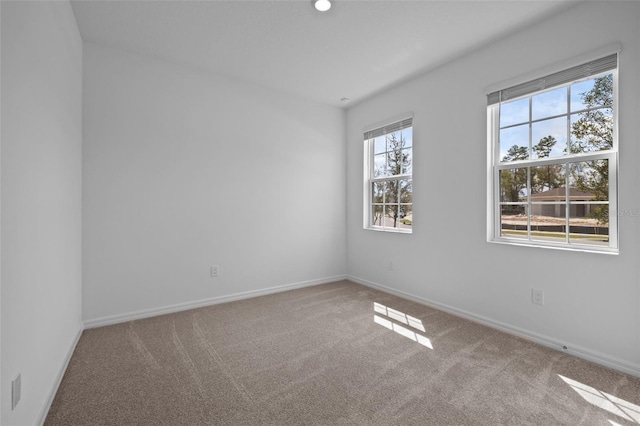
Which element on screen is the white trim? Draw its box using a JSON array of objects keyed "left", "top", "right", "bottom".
[
  {"left": 83, "top": 275, "right": 347, "bottom": 329},
  {"left": 36, "top": 325, "right": 83, "bottom": 426},
  {"left": 485, "top": 42, "right": 622, "bottom": 95},
  {"left": 362, "top": 135, "right": 371, "bottom": 229},
  {"left": 347, "top": 274, "right": 640, "bottom": 378},
  {"left": 363, "top": 117, "right": 414, "bottom": 233},
  {"left": 365, "top": 226, "right": 412, "bottom": 234},
  {"left": 496, "top": 151, "right": 616, "bottom": 169},
  {"left": 488, "top": 104, "right": 501, "bottom": 242},
  {"left": 371, "top": 173, "right": 412, "bottom": 183},
  {"left": 488, "top": 238, "right": 618, "bottom": 255},
  {"left": 488, "top": 66, "right": 618, "bottom": 253}
]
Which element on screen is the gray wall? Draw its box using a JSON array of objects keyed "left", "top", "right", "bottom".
[
  {"left": 81, "top": 44, "right": 347, "bottom": 323},
  {"left": 346, "top": 1, "right": 640, "bottom": 374},
  {"left": 1, "top": 2, "right": 83, "bottom": 424}
]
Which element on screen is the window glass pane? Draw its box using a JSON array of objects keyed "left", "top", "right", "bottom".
[
  {"left": 500, "top": 204, "right": 527, "bottom": 239},
  {"left": 532, "top": 87, "right": 567, "bottom": 121},
  {"left": 386, "top": 132, "right": 407, "bottom": 151},
  {"left": 531, "top": 117, "right": 567, "bottom": 159},
  {"left": 530, "top": 164, "right": 565, "bottom": 197},
  {"left": 500, "top": 124, "right": 529, "bottom": 162},
  {"left": 384, "top": 205, "right": 400, "bottom": 227},
  {"left": 531, "top": 202, "right": 566, "bottom": 219},
  {"left": 400, "top": 148, "right": 412, "bottom": 175},
  {"left": 372, "top": 204, "right": 384, "bottom": 227},
  {"left": 373, "top": 154, "right": 386, "bottom": 177},
  {"left": 500, "top": 98, "right": 529, "bottom": 127},
  {"left": 372, "top": 181, "right": 385, "bottom": 204},
  {"left": 384, "top": 181, "right": 399, "bottom": 204},
  {"left": 569, "top": 203, "right": 609, "bottom": 246},
  {"left": 568, "top": 160, "right": 608, "bottom": 202},
  {"left": 399, "top": 179, "right": 412, "bottom": 204},
  {"left": 386, "top": 150, "right": 407, "bottom": 176},
  {"left": 373, "top": 136, "right": 386, "bottom": 154},
  {"left": 399, "top": 204, "right": 412, "bottom": 228},
  {"left": 570, "top": 74, "right": 613, "bottom": 112},
  {"left": 499, "top": 168, "right": 528, "bottom": 203},
  {"left": 401, "top": 127, "right": 413, "bottom": 148},
  {"left": 567, "top": 160, "right": 609, "bottom": 246},
  {"left": 530, "top": 163, "right": 567, "bottom": 244},
  {"left": 530, "top": 191, "right": 567, "bottom": 243},
  {"left": 384, "top": 130, "right": 411, "bottom": 177},
  {"left": 530, "top": 213, "right": 567, "bottom": 244},
  {"left": 569, "top": 108, "right": 613, "bottom": 153}
]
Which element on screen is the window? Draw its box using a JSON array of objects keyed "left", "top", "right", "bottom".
[
  {"left": 364, "top": 117, "right": 413, "bottom": 232},
  {"left": 487, "top": 54, "right": 618, "bottom": 253}
]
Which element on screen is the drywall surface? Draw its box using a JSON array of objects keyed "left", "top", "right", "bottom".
[
  {"left": 347, "top": 1, "right": 640, "bottom": 374},
  {"left": 1, "top": 1, "right": 83, "bottom": 424},
  {"left": 82, "top": 44, "right": 346, "bottom": 322}
]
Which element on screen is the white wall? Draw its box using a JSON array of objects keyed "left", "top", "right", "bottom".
[
  {"left": 346, "top": 1, "right": 640, "bottom": 375},
  {"left": 1, "top": 2, "right": 83, "bottom": 425},
  {"left": 82, "top": 44, "right": 346, "bottom": 323}
]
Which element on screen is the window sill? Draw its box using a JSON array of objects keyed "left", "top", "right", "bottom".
[
  {"left": 488, "top": 237, "right": 618, "bottom": 255},
  {"left": 365, "top": 226, "right": 412, "bottom": 234}
]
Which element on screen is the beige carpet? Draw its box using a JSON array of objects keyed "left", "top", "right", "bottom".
[{"left": 46, "top": 280, "right": 640, "bottom": 425}]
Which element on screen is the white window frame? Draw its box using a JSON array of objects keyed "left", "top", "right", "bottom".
[
  {"left": 363, "top": 115, "right": 413, "bottom": 233},
  {"left": 487, "top": 54, "right": 619, "bottom": 254}
]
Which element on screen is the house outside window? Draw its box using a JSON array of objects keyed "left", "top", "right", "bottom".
[
  {"left": 364, "top": 117, "right": 413, "bottom": 233},
  {"left": 487, "top": 54, "right": 618, "bottom": 253}
]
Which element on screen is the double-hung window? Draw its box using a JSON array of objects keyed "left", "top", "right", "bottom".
[
  {"left": 487, "top": 53, "right": 618, "bottom": 253},
  {"left": 364, "top": 117, "right": 413, "bottom": 233}
]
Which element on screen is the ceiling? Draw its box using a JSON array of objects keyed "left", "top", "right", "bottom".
[{"left": 70, "top": 0, "right": 580, "bottom": 108}]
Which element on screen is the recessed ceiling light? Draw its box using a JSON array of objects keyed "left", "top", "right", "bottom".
[
  {"left": 341, "top": 98, "right": 350, "bottom": 104},
  {"left": 314, "top": 0, "right": 331, "bottom": 12}
]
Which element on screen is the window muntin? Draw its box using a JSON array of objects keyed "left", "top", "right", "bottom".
[
  {"left": 488, "top": 56, "right": 617, "bottom": 253},
  {"left": 365, "top": 119, "right": 413, "bottom": 232}
]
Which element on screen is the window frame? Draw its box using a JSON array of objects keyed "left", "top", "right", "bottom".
[
  {"left": 363, "top": 116, "right": 413, "bottom": 234},
  {"left": 487, "top": 59, "right": 619, "bottom": 254}
]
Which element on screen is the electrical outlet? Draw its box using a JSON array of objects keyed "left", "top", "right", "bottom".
[
  {"left": 12, "top": 374, "right": 21, "bottom": 410},
  {"left": 532, "top": 288, "right": 544, "bottom": 306},
  {"left": 388, "top": 261, "right": 394, "bottom": 271},
  {"left": 211, "top": 265, "right": 219, "bottom": 278}
]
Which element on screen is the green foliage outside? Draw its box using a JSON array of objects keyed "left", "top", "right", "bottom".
[
  {"left": 500, "top": 74, "right": 613, "bottom": 226},
  {"left": 570, "top": 75, "right": 613, "bottom": 225}
]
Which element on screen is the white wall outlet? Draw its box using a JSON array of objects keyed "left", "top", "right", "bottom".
[
  {"left": 388, "top": 261, "right": 394, "bottom": 271},
  {"left": 12, "top": 374, "right": 21, "bottom": 410},
  {"left": 532, "top": 288, "right": 544, "bottom": 306},
  {"left": 210, "top": 265, "right": 219, "bottom": 278}
]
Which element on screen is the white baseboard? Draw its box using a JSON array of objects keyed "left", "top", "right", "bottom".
[
  {"left": 37, "top": 324, "right": 83, "bottom": 426},
  {"left": 84, "top": 275, "right": 348, "bottom": 329},
  {"left": 348, "top": 274, "right": 640, "bottom": 379}
]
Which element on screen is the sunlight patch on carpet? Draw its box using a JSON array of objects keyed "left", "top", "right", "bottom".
[
  {"left": 374, "top": 302, "right": 425, "bottom": 332},
  {"left": 559, "top": 374, "right": 640, "bottom": 423},
  {"left": 373, "top": 302, "right": 433, "bottom": 349}
]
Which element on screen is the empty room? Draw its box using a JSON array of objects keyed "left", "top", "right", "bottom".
[{"left": 2, "top": 0, "right": 640, "bottom": 424}]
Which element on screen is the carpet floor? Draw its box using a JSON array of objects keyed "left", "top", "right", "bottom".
[{"left": 45, "top": 280, "right": 640, "bottom": 425}]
